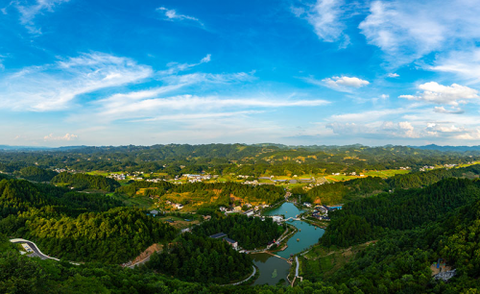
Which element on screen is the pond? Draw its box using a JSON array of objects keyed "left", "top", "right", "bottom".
[{"left": 251, "top": 202, "right": 325, "bottom": 285}]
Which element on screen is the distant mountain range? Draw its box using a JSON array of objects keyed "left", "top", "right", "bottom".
[
  {"left": 410, "top": 144, "right": 480, "bottom": 152},
  {"left": 1, "top": 143, "right": 480, "bottom": 153},
  {"left": 0, "top": 145, "right": 88, "bottom": 151}
]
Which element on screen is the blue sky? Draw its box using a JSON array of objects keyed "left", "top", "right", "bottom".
[{"left": 2, "top": 0, "right": 480, "bottom": 146}]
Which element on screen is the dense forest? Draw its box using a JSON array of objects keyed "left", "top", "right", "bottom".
[
  {"left": 116, "top": 181, "right": 286, "bottom": 206},
  {"left": 25, "top": 207, "right": 177, "bottom": 263},
  {"left": 320, "top": 178, "right": 480, "bottom": 247},
  {"left": 4, "top": 144, "right": 480, "bottom": 292},
  {"left": 301, "top": 196, "right": 480, "bottom": 292},
  {"left": 148, "top": 234, "right": 253, "bottom": 284},
  {"left": 192, "top": 214, "right": 285, "bottom": 250},
  {"left": 16, "top": 166, "right": 57, "bottom": 182},
  {"left": 1, "top": 143, "right": 479, "bottom": 177},
  {"left": 0, "top": 178, "right": 176, "bottom": 264},
  {"left": 300, "top": 164, "right": 480, "bottom": 205},
  {"left": 51, "top": 172, "right": 120, "bottom": 191}
]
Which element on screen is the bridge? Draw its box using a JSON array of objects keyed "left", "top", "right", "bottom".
[
  {"left": 264, "top": 251, "right": 291, "bottom": 263},
  {"left": 284, "top": 217, "right": 301, "bottom": 222}
]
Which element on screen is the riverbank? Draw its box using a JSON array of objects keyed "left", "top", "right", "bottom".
[{"left": 251, "top": 202, "right": 325, "bottom": 286}]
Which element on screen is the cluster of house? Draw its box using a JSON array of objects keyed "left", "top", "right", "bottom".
[
  {"left": 219, "top": 203, "right": 269, "bottom": 216},
  {"left": 209, "top": 232, "right": 238, "bottom": 250},
  {"left": 109, "top": 173, "right": 126, "bottom": 181},
  {"left": 146, "top": 178, "right": 167, "bottom": 183},
  {"left": 181, "top": 174, "right": 212, "bottom": 183},
  {"left": 165, "top": 200, "right": 184, "bottom": 210},
  {"left": 419, "top": 165, "right": 436, "bottom": 172},
  {"left": 444, "top": 164, "right": 458, "bottom": 169},
  {"left": 399, "top": 166, "right": 411, "bottom": 170},
  {"left": 331, "top": 172, "right": 365, "bottom": 177},
  {"left": 53, "top": 168, "right": 70, "bottom": 173},
  {"left": 310, "top": 205, "right": 343, "bottom": 221}
]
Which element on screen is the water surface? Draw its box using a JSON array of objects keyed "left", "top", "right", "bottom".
[{"left": 251, "top": 202, "right": 325, "bottom": 285}]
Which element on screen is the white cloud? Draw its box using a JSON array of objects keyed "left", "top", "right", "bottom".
[
  {"left": 292, "top": 0, "right": 350, "bottom": 47},
  {"left": 93, "top": 94, "right": 330, "bottom": 122},
  {"left": 387, "top": 73, "right": 399, "bottom": 78},
  {"left": 134, "top": 110, "right": 265, "bottom": 122},
  {"left": 359, "top": 0, "right": 480, "bottom": 65},
  {"left": 433, "top": 106, "right": 464, "bottom": 114},
  {"left": 454, "top": 129, "right": 480, "bottom": 140},
  {"left": 0, "top": 52, "right": 153, "bottom": 111},
  {"left": 157, "top": 6, "right": 203, "bottom": 26},
  {"left": 399, "top": 82, "right": 479, "bottom": 106},
  {"left": 44, "top": 133, "right": 78, "bottom": 141},
  {"left": 318, "top": 76, "right": 369, "bottom": 92},
  {"left": 160, "top": 54, "right": 212, "bottom": 75},
  {"left": 16, "top": 0, "right": 70, "bottom": 34},
  {"left": 429, "top": 49, "right": 480, "bottom": 84}
]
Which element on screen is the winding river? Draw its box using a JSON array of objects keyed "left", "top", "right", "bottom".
[{"left": 252, "top": 202, "right": 325, "bottom": 285}]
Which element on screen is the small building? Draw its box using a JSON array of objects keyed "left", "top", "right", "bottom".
[
  {"left": 245, "top": 209, "right": 255, "bottom": 217},
  {"left": 210, "top": 232, "right": 227, "bottom": 239},
  {"left": 149, "top": 210, "right": 160, "bottom": 216},
  {"left": 233, "top": 206, "right": 242, "bottom": 212},
  {"left": 271, "top": 215, "right": 284, "bottom": 223},
  {"left": 326, "top": 205, "right": 343, "bottom": 211},
  {"left": 304, "top": 202, "right": 312, "bottom": 208},
  {"left": 224, "top": 237, "right": 238, "bottom": 250}
]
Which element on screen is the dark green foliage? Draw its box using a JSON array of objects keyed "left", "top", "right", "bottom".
[
  {"left": 387, "top": 164, "right": 480, "bottom": 189},
  {"left": 321, "top": 178, "right": 480, "bottom": 247},
  {"left": 304, "top": 176, "right": 388, "bottom": 205},
  {"left": 51, "top": 172, "right": 120, "bottom": 191},
  {"left": 148, "top": 233, "right": 252, "bottom": 284},
  {"left": 115, "top": 180, "right": 173, "bottom": 197},
  {"left": 192, "top": 214, "right": 285, "bottom": 250},
  {"left": 319, "top": 215, "right": 378, "bottom": 247},
  {"left": 25, "top": 207, "right": 177, "bottom": 263},
  {"left": 17, "top": 166, "right": 57, "bottom": 182}
]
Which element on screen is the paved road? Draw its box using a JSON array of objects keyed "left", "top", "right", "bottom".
[
  {"left": 10, "top": 238, "right": 59, "bottom": 261},
  {"left": 295, "top": 256, "right": 299, "bottom": 276},
  {"left": 10, "top": 238, "right": 79, "bottom": 265},
  {"left": 221, "top": 265, "right": 257, "bottom": 286}
]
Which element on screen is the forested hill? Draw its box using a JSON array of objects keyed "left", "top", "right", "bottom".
[
  {"left": 1, "top": 144, "right": 480, "bottom": 176},
  {"left": 192, "top": 214, "right": 285, "bottom": 250},
  {"left": 302, "top": 181, "right": 480, "bottom": 292},
  {"left": 0, "top": 178, "right": 175, "bottom": 264},
  {"left": 51, "top": 172, "right": 120, "bottom": 191},
  {"left": 321, "top": 178, "right": 480, "bottom": 247},
  {"left": 301, "top": 164, "right": 480, "bottom": 205}
]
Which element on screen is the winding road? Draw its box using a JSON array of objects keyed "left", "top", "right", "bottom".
[
  {"left": 10, "top": 238, "right": 79, "bottom": 265},
  {"left": 221, "top": 265, "right": 257, "bottom": 286}
]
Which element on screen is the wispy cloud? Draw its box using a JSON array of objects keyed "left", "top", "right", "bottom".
[
  {"left": 0, "top": 52, "right": 153, "bottom": 111},
  {"left": 433, "top": 106, "right": 464, "bottom": 115},
  {"left": 359, "top": 0, "right": 480, "bottom": 65},
  {"left": 429, "top": 48, "right": 480, "bottom": 84},
  {"left": 15, "top": 0, "right": 70, "bottom": 34},
  {"left": 156, "top": 6, "right": 203, "bottom": 26},
  {"left": 387, "top": 73, "right": 399, "bottom": 78},
  {"left": 292, "top": 0, "right": 350, "bottom": 47},
  {"left": 160, "top": 54, "right": 211, "bottom": 75},
  {"left": 44, "top": 133, "right": 78, "bottom": 141},
  {"left": 91, "top": 94, "right": 330, "bottom": 122}
]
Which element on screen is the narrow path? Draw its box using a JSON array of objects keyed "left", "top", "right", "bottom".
[
  {"left": 220, "top": 265, "right": 257, "bottom": 286},
  {"left": 295, "top": 256, "right": 299, "bottom": 276}
]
